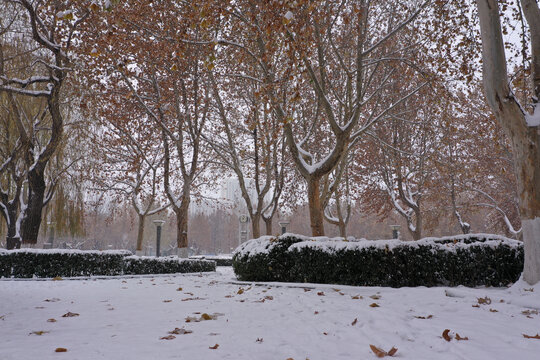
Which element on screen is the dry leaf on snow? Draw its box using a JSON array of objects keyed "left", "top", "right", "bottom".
[
  {"left": 169, "top": 328, "right": 192, "bottom": 335},
  {"left": 55, "top": 348, "right": 67, "bottom": 352},
  {"left": 317, "top": 292, "right": 325, "bottom": 296},
  {"left": 370, "top": 303, "right": 380, "bottom": 308},
  {"left": 237, "top": 288, "right": 244, "bottom": 295},
  {"left": 523, "top": 333, "right": 540, "bottom": 339},
  {"left": 30, "top": 331, "right": 49, "bottom": 335},
  {"left": 477, "top": 296, "right": 492, "bottom": 305},
  {"left": 62, "top": 312, "right": 79, "bottom": 318},
  {"left": 370, "top": 344, "right": 398, "bottom": 358},
  {"left": 351, "top": 295, "right": 363, "bottom": 300},
  {"left": 455, "top": 333, "right": 469, "bottom": 341},
  {"left": 209, "top": 344, "right": 219, "bottom": 349},
  {"left": 370, "top": 295, "right": 381, "bottom": 300},
  {"left": 414, "top": 315, "right": 433, "bottom": 319},
  {"left": 352, "top": 318, "right": 358, "bottom": 326},
  {"left": 442, "top": 329, "right": 452, "bottom": 342},
  {"left": 163, "top": 300, "right": 172, "bottom": 303},
  {"left": 47, "top": 318, "right": 57, "bottom": 323},
  {"left": 160, "top": 335, "right": 176, "bottom": 340}
]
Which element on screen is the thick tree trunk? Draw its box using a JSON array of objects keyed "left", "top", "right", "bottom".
[
  {"left": 338, "top": 221, "right": 347, "bottom": 238},
  {"left": 136, "top": 213, "right": 145, "bottom": 252},
  {"left": 175, "top": 194, "right": 190, "bottom": 258},
  {"left": 251, "top": 213, "right": 261, "bottom": 239},
  {"left": 477, "top": 0, "right": 540, "bottom": 284},
  {"left": 264, "top": 217, "right": 273, "bottom": 235},
  {"left": 307, "top": 177, "right": 325, "bottom": 236},
  {"left": 21, "top": 169, "right": 46, "bottom": 244}
]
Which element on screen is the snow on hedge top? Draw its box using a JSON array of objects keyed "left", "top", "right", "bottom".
[
  {"left": 0, "top": 248, "right": 132, "bottom": 256},
  {"left": 234, "top": 233, "right": 522, "bottom": 257}
]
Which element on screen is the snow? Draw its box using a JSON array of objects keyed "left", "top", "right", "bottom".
[
  {"left": 0, "top": 267, "right": 539, "bottom": 359},
  {"left": 234, "top": 233, "right": 522, "bottom": 258},
  {"left": 526, "top": 104, "right": 540, "bottom": 127}
]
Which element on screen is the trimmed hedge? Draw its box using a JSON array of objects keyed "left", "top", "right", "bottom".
[
  {"left": 232, "top": 234, "right": 524, "bottom": 287},
  {"left": 0, "top": 249, "right": 215, "bottom": 278},
  {"left": 125, "top": 256, "right": 215, "bottom": 274},
  {"left": 189, "top": 255, "right": 233, "bottom": 266}
]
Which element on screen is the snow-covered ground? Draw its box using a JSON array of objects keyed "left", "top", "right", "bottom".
[{"left": 1, "top": 267, "right": 539, "bottom": 360}]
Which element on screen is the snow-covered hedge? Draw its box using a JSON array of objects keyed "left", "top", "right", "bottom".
[
  {"left": 0, "top": 249, "right": 215, "bottom": 278},
  {"left": 189, "top": 255, "right": 233, "bottom": 266},
  {"left": 232, "top": 234, "right": 524, "bottom": 287},
  {"left": 125, "top": 256, "right": 215, "bottom": 274}
]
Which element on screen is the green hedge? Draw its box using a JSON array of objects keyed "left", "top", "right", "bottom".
[
  {"left": 232, "top": 234, "right": 524, "bottom": 287},
  {"left": 125, "top": 256, "right": 216, "bottom": 274},
  {"left": 0, "top": 249, "right": 215, "bottom": 278},
  {"left": 189, "top": 255, "right": 233, "bottom": 266}
]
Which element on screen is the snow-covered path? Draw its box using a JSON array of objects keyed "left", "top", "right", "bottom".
[{"left": 1, "top": 267, "right": 539, "bottom": 360}]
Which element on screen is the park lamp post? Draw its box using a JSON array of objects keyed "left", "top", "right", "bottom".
[
  {"left": 390, "top": 225, "right": 401, "bottom": 239},
  {"left": 153, "top": 220, "right": 165, "bottom": 257},
  {"left": 278, "top": 220, "right": 290, "bottom": 235}
]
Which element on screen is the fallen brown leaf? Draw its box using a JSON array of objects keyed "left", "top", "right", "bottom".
[
  {"left": 414, "top": 315, "right": 433, "bottom": 319},
  {"left": 201, "top": 313, "right": 213, "bottom": 320},
  {"left": 522, "top": 310, "right": 539, "bottom": 316},
  {"left": 44, "top": 298, "right": 60, "bottom": 302},
  {"left": 472, "top": 304, "right": 480, "bottom": 308},
  {"left": 369, "top": 344, "right": 386, "bottom": 358},
  {"left": 237, "top": 288, "right": 244, "bottom": 295},
  {"left": 351, "top": 295, "right": 363, "bottom": 300},
  {"left": 332, "top": 288, "right": 341, "bottom": 292},
  {"left": 317, "top": 292, "right": 325, "bottom": 296},
  {"left": 314, "top": 311, "right": 319, "bottom": 315},
  {"left": 489, "top": 309, "right": 498, "bottom": 313},
  {"left": 30, "top": 331, "right": 49, "bottom": 335},
  {"left": 177, "top": 287, "right": 183, "bottom": 291},
  {"left": 61, "top": 312, "right": 79, "bottom": 318},
  {"left": 455, "top": 333, "right": 469, "bottom": 341},
  {"left": 388, "top": 347, "right": 398, "bottom": 356},
  {"left": 256, "top": 338, "right": 263, "bottom": 343},
  {"left": 209, "top": 344, "right": 219, "bottom": 349},
  {"left": 47, "top": 318, "right": 57, "bottom": 323},
  {"left": 524, "top": 288, "right": 534, "bottom": 292},
  {"left": 442, "top": 329, "right": 452, "bottom": 342},
  {"left": 523, "top": 333, "right": 540, "bottom": 339},
  {"left": 163, "top": 300, "right": 172, "bottom": 303},
  {"left": 55, "top": 348, "right": 67, "bottom": 352},
  {"left": 369, "top": 303, "right": 380, "bottom": 308},
  {"left": 477, "top": 296, "right": 492, "bottom": 305},
  {"left": 323, "top": 332, "right": 328, "bottom": 335},
  {"left": 160, "top": 335, "right": 176, "bottom": 340},
  {"left": 264, "top": 295, "right": 274, "bottom": 300},
  {"left": 352, "top": 318, "right": 358, "bottom": 326},
  {"left": 370, "top": 295, "right": 381, "bottom": 300}
]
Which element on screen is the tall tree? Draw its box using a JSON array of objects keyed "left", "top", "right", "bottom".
[{"left": 476, "top": 0, "right": 540, "bottom": 284}]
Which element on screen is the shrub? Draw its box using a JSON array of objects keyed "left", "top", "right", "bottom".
[
  {"left": 0, "top": 249, "right": 215, "bottom": 278},
  {"left": 124, "top": 256, "right": 216, "bottom": 274},
  {"left": 232, "top": 234, "right": 524, "bottom": 287},
  {"left": 189, "top": 255, "right": 233, "bottom": 266}
]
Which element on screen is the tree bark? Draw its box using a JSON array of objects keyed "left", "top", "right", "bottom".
[
  {"left": 251, "top": 213, "right": 261, "bottom": 239},
  {"left": 21, "top": 168, "right": 46, "bottom": 244},
  {"left": 477, "top": 0, "right": 540, "bottom": 284},
  {"left": 307, "top": 177, "right": 325, "bottom": 236},
  {"left": 136, "top": 213, "right": 145, "bottom": 252},
  {"left": 264, "top": 217, "right": 273, "bottom": 235}
]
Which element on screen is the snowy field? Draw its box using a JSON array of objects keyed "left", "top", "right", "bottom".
[{"left": 1, "top": 267, "right": 539, "bottom": 360}]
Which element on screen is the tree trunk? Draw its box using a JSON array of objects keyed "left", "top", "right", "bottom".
[
  {"left": 307, "top": 177, "right": 325, "bottom": 236},
  {"left": 338, "top": 221, "right": 347, "bottom": 238},
  {"left": 477, "top": 0, "right": 540, "bottom": 284},
  {"left": 175, "top": 193, "right": 190, "bottom": 257},
  {"left": 136, "top": 213, "right": 145, "bottom": 251},
  {"left": 264, "top": 217, "right": 273, "bottom": 235},
  {"left": 21, "top": 169, "right": 46, "bottom": 244},
  {"left": 251, "top": 213, "right": 261, "bottom": 239}
]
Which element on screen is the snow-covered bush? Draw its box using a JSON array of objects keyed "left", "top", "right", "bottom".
[
  {"left": 189, "top": 255, "right": 233, "bottom": 266},
  {"left": 124, "top": 256, "right": 215, "bottom": 274},
  {"left": 0, "top": 249, "right": 216, "bottom": 278},
  {"left": 232, "top": 234, "right": 524, "bottom": 287}
]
